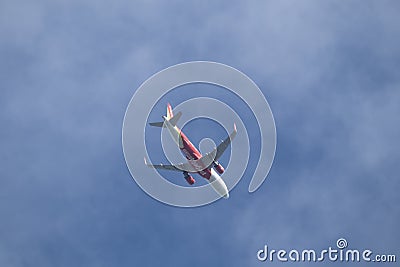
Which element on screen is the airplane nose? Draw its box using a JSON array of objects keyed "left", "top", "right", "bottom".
[{"left": 209, "top": 169, "right": 230, "bottom": 200}]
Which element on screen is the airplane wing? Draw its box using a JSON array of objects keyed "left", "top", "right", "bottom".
[
  {"left": 201, "top": 124, "right": 237, "bottom": 167},
  {"left": 144, "top": 124, "right": 237, "bottom": 172},
  {"left": 144, "top": 157, "right": 192, "bottom": 172},
  {"left": 214, "top": 123, "right": 237, "bottom": 160}
]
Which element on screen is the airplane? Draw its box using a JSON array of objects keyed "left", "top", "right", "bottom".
[{"left": 144, "top": 103, "right": 237, "bottom": 199}]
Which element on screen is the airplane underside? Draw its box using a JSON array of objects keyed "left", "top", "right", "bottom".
[{"left": 145, "top": 103, "right": 236, "bottom": 199}]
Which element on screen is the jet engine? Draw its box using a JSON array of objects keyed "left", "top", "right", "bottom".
[
  {"left": 183, "top": 172, "right": 195, "bottom": 185},
  {"left": 213, "top": 161, "right": 225, "bottom": 174}
]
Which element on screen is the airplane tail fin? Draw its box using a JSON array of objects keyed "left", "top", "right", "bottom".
[
  {"left": 166, "top": 103, "right": 173, "bottom": 120},
  {"left": 149, "top": 103, "right": 182, "bottom": 127}
]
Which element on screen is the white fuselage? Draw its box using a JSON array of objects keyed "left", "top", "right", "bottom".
[
  {"left": 208, "top": 168, "right": 229, "bottom": 199},
  {"left": 164, "top": 116, "right": 229, "bottom": 199}
]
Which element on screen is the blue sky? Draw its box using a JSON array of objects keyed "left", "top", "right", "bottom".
[{"left": 1, "top": 1, "right": 399, "bottom": 266}]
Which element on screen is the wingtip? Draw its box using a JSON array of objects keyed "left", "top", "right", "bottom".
[
  {"left": 144, "top": 157, "right": 148, "bottom": 165},
  {"left": 233, "top": 123, "right": 237, "bottom": 132}
]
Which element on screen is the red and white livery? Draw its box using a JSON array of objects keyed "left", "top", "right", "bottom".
[{"left": 145, "top": 103, "right": 237, "bottom": 199}]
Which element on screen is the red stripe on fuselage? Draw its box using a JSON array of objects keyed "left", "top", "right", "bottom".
[{"left": 179, "top": 130, "right": 212, "bottom": 179}]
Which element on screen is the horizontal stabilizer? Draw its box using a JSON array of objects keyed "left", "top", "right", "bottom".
[
  {"left": 149, "top": 111, "right": 182, "bottom": 127},
  {"left": 149, "top": 121, "right": 166, "bottom": 127},
  {"left": 169, "top": 111, "right": 182, "bottom": 126}
]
